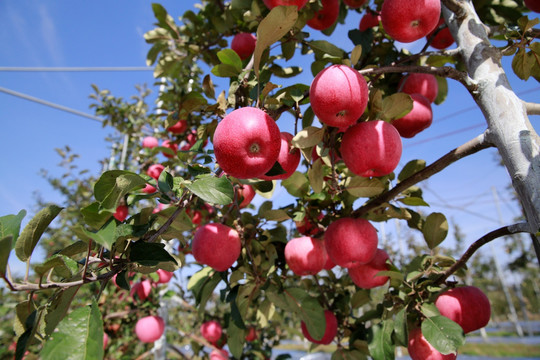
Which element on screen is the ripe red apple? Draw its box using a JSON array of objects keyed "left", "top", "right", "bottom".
[
  {"left": 259, "top": 132, "right": 300, "bottom": 181},
  {"left": 113, "top": 205, "right": 129, "bottom": 222},
  {"left": 343, "top": 0, "right": 367, "bottom": 8},
  {"left": 408, "top": 327, "right": 457, "bottom": 360},
  {"left": 359, "top": 11, "right": 381, "bottom": 32},
  {"left": 427, "top": 18, "right": 454, "bottom": 49},
  {"left": 231, "top": 33, "right": 257, "bottom": 60},
  {"left": 381, "top": 0, "right": 441, "bottom": 43},
  {"left": 142, "top": 136, "right": 159, "bottom": 149},
  {"left": 187, "top": 208, "right": 203, "bottom": 225},
  {"left": 192, "top": 223, "right": 241, "bottom": 271},
  {"left": 213, "top": 107, "right": 281, "bottom": 179},
  {"left": 262, "top": 0, "right": 309, "bottom": 9},
  {"left": 142, "top": 184, "right": 157, "bottom": 194},
  {"left": 391, "top": 93, "right": 433, "bottom": 138},
  {"left": 245, "top": 326, "right": 258, "bottom": 342},
  {"left": 135, "top": 315, "right": 165, "bottom": 343},
  {"left": 301, "top": 309, "right": 338, "bottom": 345},
  {"left": 348, "top": 249, "right": 390, "bottom": 289},
  {"left": 237, "top": 184, "right": 256, "bottom": 209},
  {"left": 156, "top": 269, "right": 174, "bottom": 284},
  {"left": 103, "top": 332, "right": 109, "bottom": 349},
  {"left": 130, "top": 279, "right": 152, "bottom": 301},
  {"left": 201, "top": 320, "right": 223, "bottom": 343},
  {"left": 147, "top": 164, "right": 165, "bottom": 180},
  {"left": 167, "top": 119, "right": 188, "bottom": 134},
  {"left": 310, "top": 64, "right": 369, "bottom": 128},
  {"left": 524, "top": 0, "right": 540, "bottom": 13},
  {"left": 210, "top": 349, "right": 229, "bottom": 360},
  {"left": 340, "top": 120, "right": 402, "bottom": 177},
  {"left": 295, "top": 213, "right": 323, "bottom": 237},
  {"left": 285, "top": 236, "right": 328, "bottom": 276},
  {"left": 400, "top": 73, "right": 439, "bottom": 103},
  {"left": 161, "top": 139, "right": 178, "bottom": 158},
  {"left": 324, "top": 217, "right": 378, "bottom": 268},
  {"left": 323, "top": 254, "right": 336, "bottom": 270},
  {"left": 307, "top": 0, "right": 340, "bottom": 31},
  {"left": 435, "top": 286, "right": 491, "bottom": 334}
]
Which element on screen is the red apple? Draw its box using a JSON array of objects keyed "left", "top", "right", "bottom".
[
  {"left": 237, "top": 184, "right": 256, "bottom": 209},
  {"left": 213, "top": 107, "right": 281, "bottom": 179},
  {"left": 142, "top": 136, "right": 159, "bottom": 149},
  {"left": 210, "top": 349, "right": 229, "bottom": 360},
  {"left": 427, "top": 18, "right": 454, "bottom": 49},
  {"left": 435, "top": 286, "right": 491, "bottom": 334},
  {"left": 147, "top": 164, "right": 165, "bottom": 180},
  {"left": 156, "top": 269, "right": 174, "bottom": 284},
  {"left": 153, "top": 203, "right": 165, "bottom": 213},
  {"left": 348, "top": 249, "right": 390, "bottom": 289},
  {"left": 524, "top": 0, "right": 540, "bottom": 12},
  {"left": 167, "top": 119, "right": 188, "bottom": 134},
  {"left": 130, "top": 279, "right": 152, "bottom": 301},
  {"left": 162, "top": 139, "right": 178, "bottom": 158},
  {"left": 391, "top": 93, "right": 433, "bottom": 138},
  {"left": 324, "top": 217, "right": 378, "bottom": 268},
  {"left": 231, "top": 33, "right": 257, "bottom": 60},
  {"left": 103, "top": 332, "right": 109, "bottom": 349},
  {"left": 201, "top": 320, "right": 223, "bottom": 343},
  {"left": 343, "top": 0, "right": 367, "bottom": 8},
  {"left": 307, "top": 0, "right": 340, "bottom": 31},
  {"left": 359, "top": 11, "right": 381, "bottom": 32},
  {"left": 301, "top": 309, "right": 338, "bottom": 345},
  {"left": 259, "top": 132, "right": 300, "bottom": 180},
  {"left": 310, "top": 64, "right": 369, "bottom": 128},
  {"left": 295, "top": 213, "right": 324, "bottom": 236},
  {"left": 192, "top": 223, "right": 241, "bottom": 271},
  {"left": 285, "top": 236, "right": 328, "bottom": 276},
  {"left": 340, "top": 120, "right": 402, "bottom": 177},
  {"left": 408, "top": 327, "right": 457, "bottom": 360},
  {"left": 245, "top": 326, "right": 258, "bottom": 342},
  {"left": 400, "top": 73, "right": 439, "bottom": 103},
  {"left": 323, "top": 254, "right": 336, "bottom": 270},
  {"left": 187, "top": 208, "right": 203, "bottom": 225},
  {"left": 381, "top": 0, "right": 441, "bottom": 43},
  {"left": 135, "top": 315, "right": 165, "bottom": 343},
  {"left": 113, "top": 205, "right": 129, "bottom": 222},
  {"left": 142, "top": 184, "right": 157, "bottom": 194},
  {"left": 262, "top": 0, "right": 309, "bottom": 9}
]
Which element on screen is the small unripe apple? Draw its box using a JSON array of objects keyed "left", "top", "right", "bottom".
[
  {"left": 348, "top": 249, "right": 390, "bottom": 288},
  {"left": 307, "top": 0, "right": 340, "bottom": 31},
  {"left": 435, "top": 286, "right": 491, "bottom": 334},
  {"left": 310, "top": 64, "right": 369, "bottom": 128},
  {"left": 391, "top": 93, "right": 433, "bottom": 138},
  {"left": 285, "top": 236, "right": 328, "bottom": 276},
  {"left": 400, "top": 73, "right": 439, "bottom": 103},
  {"left": 130, "top": 279, "right": 152, "bottom": 301},
  {"left": 142, "top": 136, "right": 159, "bottom": 149},
  {"left": 359, "top": 11, "right": 381, "bottom": 31},
  {"left": 213, "top": 107, "right": 281, "bottom": 179},
  {"left": 162, "top": 140, "right": 178, "bottom": 158},
  {"left": 192, "top": 223, "right": 241, "bottom": 271},
  {"left": 135, "top": 315, "right": 165, "bottom": 343},
  {"left": 201, "top": 320, "right": 223, "bottom": 343},
  {"left": 343, "top": 0, "right": 367, "bottom": 8},
  {"left": 113, "top": 205, "right": 129, "bottom": 222},
  {"left": 408, "top": 327, "right": 457, "bottom": 360},
  {"left": 245, "top": 326, "right": 258, "bottom": 342},
  {"left": 427, "top": 18, "right": 454, "bottom": 49},
  {"left": 524, "top": 0, "right": 540, "bottom": 13},
  {"left": 231, "top": 33, "right": 257, "bottom": 60},
  {"left": 156, "top": 269, "right": 174, "bottom": 284},
  {"left": 210, "top": 349, "right": 229, "bottom": 360},
  {"left": 381, "top": 0, "right": 441, "bottom": 43},
  {"left": 301, "top": 310, "right": 338, "bottom": 345},
  {"left": 262, "top": 0, "right": 309, "bottom": 9},
  {"left": 259, "top": 132, "right": 300, "bottom": 181},
  {"left": 340, "top": 120, "right": 402, "bottom": 177},
  {"left": 147, "top": 164, "right": 165, "bottom": 180},
  {"left": 325, "top": 217, "right": 378, "bottom": 268},
  {"left": 237, "top": 184, "right": 256, "bottom": 209},
  {"left": 167, "top": 119, "right": 188, "bottom": 134}
]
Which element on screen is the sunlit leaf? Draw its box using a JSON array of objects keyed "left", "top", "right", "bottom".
[
  {"left": 422, "top": 315, "right": 465, "bottom": 355},
  {"left": 423, "top": 212, "right": 449, "bottom": 249}
]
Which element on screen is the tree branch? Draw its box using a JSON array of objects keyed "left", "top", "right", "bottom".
[
  {"left": 352, "top": 132, "right": 492, "bottom": 218},
  {"left": 436, "top": 222, "right": 531, "bottom": 284},
  {"left": 525, "top": 101, "right": 540, "bottom": 116}
]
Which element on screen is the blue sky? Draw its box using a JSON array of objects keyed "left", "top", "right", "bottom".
[{"left": 0, "top": 1, "right": 538, "bottom": 271}]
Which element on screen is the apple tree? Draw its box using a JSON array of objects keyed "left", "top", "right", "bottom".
[{"left": 1, "top": 0, "right": 539, "bottom": 359}]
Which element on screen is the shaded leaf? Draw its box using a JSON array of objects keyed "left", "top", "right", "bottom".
[
  {"left": 381, "top": 93, "right": 413, "bottom": 121},
  {"left": 284, "top": 288, "right": 326, "bottom": 341},
  {"left": 34, "top": 254, "right": 79, "bottom": 279},
  {"left": 79, "top": 220, "right": 116, "bottom": 250},
  {"left": 368, "top": 320, "right": 395, "bottom": 360},
  {"left": 291, "top": 126, "right": 324, "bottom": 148},
  {"left": 94, "top": 171, "right": 146, "bottom": 212},
  {"left": 129, "top": 241, "right": 177, "bottom": 266},
  {"left": 308, "top": 159, "right": 324, "bottom": 194},
  {"left": 282, "top": 172, "right": 309, "bottom": 197},
  {"left": 186, "top": 175, "right": 234, "bottom": 205},
  {"left": 398, "top": 159, "right": 426, "bottom": 182},
  {"left": 421, "top": 315, "right": 465, "bottom": 355},
  {"left": 0, "top": 236, "right": 12, "bottom": 277},
  {"left": 44, "top": 286, "right": 81, "bottom": 337},
  {"left": 345, "top": 176, "right": 385, "bottom": 197},
  {"left": 423, "top": 212, "right": 448, "bottom": 249}
]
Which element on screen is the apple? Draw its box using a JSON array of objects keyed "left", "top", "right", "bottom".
[
  {"left": 231, "top": 33, "right": 257, "bottom": 60},
  {"left": 262, "top": 0, "right": 309, "bottom": 9},
  {"left": 147, "top": 164, "right": 165, "bottom": 180},
  {"left": 400, "top": 73, "right": 439, "bottom": 103},
  {"left": 348, "top": 249, "right": 390, "bottom": 288},
  {"left": 113, "top": 205, "right": 129, "bottom": 222},
  {"left": 192, "top": 223, "right": 241, "bottom": 271},
  {"left": 323, "top": 253, "right": 336, "bottom": 270},
  {"left": 300, "top": 309, "right": 338, "bottom": 345},
  {"left": 156, "top": 269, "right": 174, "bottom": 284},
  {"left": 343, "top": 0, "right": 367, "bottom": 8},
  {"left": 103, "top": 332, "right": 109, "bottom": 349},
  {"left": 187, "top": 208, "right": 203, "bottom": 225},
  {"left": 307, "top": 0, "right": 340, "bottom": 31},
  {"left": 391, "top": 93, "right": 433, "bottom": 138},
  {"left": 340, "top": 120, "right": 402, "bottom": 177},
  {"left": 359, "top": 11, "right": 381, "bottom": 32},
  {"left": 427, "top": 18, "right": 454, "bottom": 49},
  {"left": 295, "top": 213, "right": 323, "bottom": 237},
  {"left": 130, "top": 279, "right": 152, "bottom": 301},
  {"left": 285, "top": 236, "right": 328, "bottom": 276},
  {"left": 524, "top": 0, "right": 540, "bottom": 12},
  {"left": 408, "top": 327, "right": 457, "bottom": 360},
  {"left": 435, "top": 286, "right": 491, "bottom": 334},
  {"left": 210, "top": 349, "right": 229, "bottom": 360},
  {"left": 310, "top": 64, "right": 369, "bottom": 128},
  {"left": 161, "top": 139, "right": 178, "bottom": 158},
  {"left": 135, "top": 315, "right": 165, "bottom": 343},
  {"left": 245, "top": 326, "right": 258, "bottom": 342},
  {"left": 324, "top": 217, "right": 378, "bottom": 268},
  {"left": 142, "top": 184, "right": 157, "bottom": 194},
  {"left": 213, "top": 107, "right": 281, "bottom": 179},
  {"left": 237, "top": 184, "right": 256, "bottom": 209},
  {"left": 167, "top": 119, "right": 188, "bottom": 134},
  {"left": 259, "top": 132, "right": 300, "bottom": 180},
  {"left": 142, "top": 136, "right": 158, "bottom": 149},
  {"left": 201, "top": 320, "right": 223, "bottom": 343},
  {"left": 381, "top": 0, "right": 441, "bottom": 43}
]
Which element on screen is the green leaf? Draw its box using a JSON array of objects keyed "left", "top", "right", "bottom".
[
  {"left": 254, "top": 6, "right": 298, "bottom": 77},
  {"left": 94, "top": 171, "right": 146, "bottom": 212},
  {"left": 217, "top": 48, "right": 243, "bottom": 72},
  {"left": 393, "top": 307, "right": 408, "bottom": 347},
  {"left": 381, "top": 93, "right": 413, "bottom": 121},
  {"left": 81, "top": 202, "right": 111, "bottom": 230},
  {"left": 422, "top": 212, "right": 449, "bottom": 249},
  {"left": 512, "top": 48, "right": 535, "bottom": 80},
  {"left": 260, "top": 209, "right": 290, "bottom": 222},
  {"left": 332, "top": 348, "right": 367, "bottom": 360},
  {"left": 434, "top": 76, "right": 448, "bottom": 105},
  {"left": 398, "top": 197, "right": 430, "bottom": 206},
  {"left": 368, "top": 320, "right": 395, "bottom": 360},
  {"left": 0, "top": 210, "right": 26, "bottom": 246},
  {"left": 34, "top": 254, "right": 79, "bottom": 279},
  {"left": 41, "top": 301, "right": 104, "bottom": 360},
  {"left": 281, "top": 172, "right": 309, "bottom": 197},
  {"left": 281, "top": 39, "right": 296, "bottom": 60},
  {"left": 129, "top": 241, "right": 177, "bottom": 266},
  {"left": 187, "top": 267, "right": 221, "bottom": 313},
  {"left": 284, "top": 288, "right": 326, "bottom": 341},
  {"left": 264, "top": 161, "right": 286, "bottom": 177},
  {"left": 153, "top": 207, "right": 193, "bottom": 240},
  {"left": 44, "top": 286, "right": 81, "bottom": 337},
  {"left": 186, "top": 175, "right": 234, "bottom": 205},
  {"left": 351, "top": 289, "right": 371, "bottom": 309},
  {"left": 211, "top": 63, "right": 241, "bottom": 78},
  {"left": 421, "top": 315, "right": 465, "bottom": 355},
  {"left": 345, "top": 176, "right": 385, "bottom": 197},
  {"left": 398, "top": 159, "right": 426, "bottom": 182},
  {"left": 291, "top": 126, "right": 324, "bottom": 148},
  {"left": 308, "top": 158, "right": 324, "bottom": 194},
  {"left": 351, "top": 45, "right": 362, "bottom": 66},
  {"left": 309, "top": 40, "right": 346, "bottom": 59},
  {"left": 0, "top": 236, "right": 12, "bottom": 277},
  {"left": 227, "top": 319, "right": 245, "bottom": 359},
  {"left": 421, "top": 303, "right": 441, "bottom": 318},
  {"left": 202, "top": 74, "right": 216, "bottom": 99},
  {"left": 80, "top": 220, "right": 117, "bottom": 250},
  {"left": 15, "top": 205, "right": 63, "bottom": 262}
]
